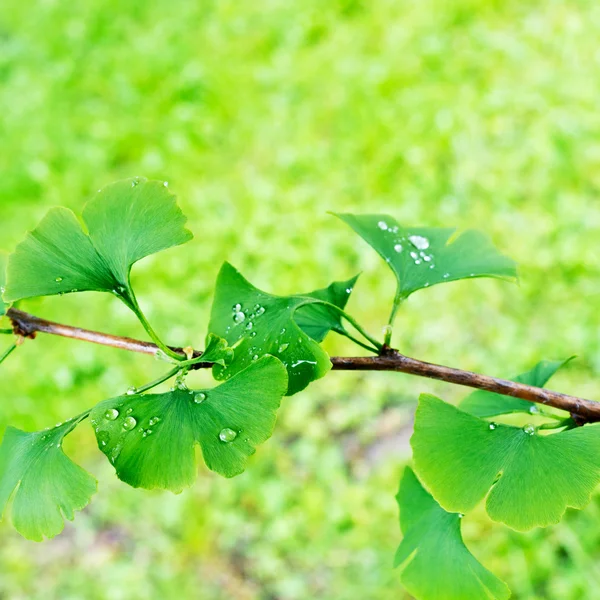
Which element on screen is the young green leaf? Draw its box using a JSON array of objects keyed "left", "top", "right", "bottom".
[
  {"left": 0, "top": 252, "right": 8, "bottom": 316},
  {"left": 460, "top": 357, "right": 574, "bottom": 417},
  {"left": 412, "top": 394, "right": 600, "bottom": 531},
  {"left": 208, "top": 262, "right": 332, "bottom": 395},
  {"left": 395, "top": 467, "right": 510, "bottom": 600},
  {"left": 333, "top": 214, "right": 516, "bottom": 327},
  {"left": 0, "top": 420, "right": 97, "bottom": 541},
  {"left": 294, "top": 274, "right": 359, "bottom": 343},
  {"left": 4, "top": 178, "right": 192, "bottom": 305},
  {"left": 90, "top": 356, "right": 287, "bottom": 490}
]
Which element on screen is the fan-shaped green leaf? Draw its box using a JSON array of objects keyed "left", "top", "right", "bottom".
[
  {"left": 0, "top": 420, "right": 97, "bottom": 541},
  {"left": 4, "top": 178, "right": 192, "bottom": 305},
  {"left": 90, "top": 356, "right": 287, "bottom": 490},
  {"left": 412, "top": 394, "right": 600, "bottom": 531},
  {"left": 395, "top": 467, "right": 510, "bottom": 600},
  {"left": 460, "top": 357, "right": 574, "bottom": 417},
  {"left": 294, "top": 274, "right": 359, "bottom": 342},
  {"left": 334, "top": 213, "right": 517, "bottom": 301},
  {"left": 208, "top": 262, "right": 331, "bottom": 395}
]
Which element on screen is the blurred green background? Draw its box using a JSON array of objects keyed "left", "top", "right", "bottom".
[{"left": 2, "top": 0, "right": 600, "bottom": 598}]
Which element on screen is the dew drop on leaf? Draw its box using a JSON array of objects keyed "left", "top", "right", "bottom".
[
  {"left": 523, "top": 424, "right": 536, "bottom": 436},
  {"left": 233, "top": 311, "right": 245, "bottom": 324},
  {"left": 104, "top": 409, "right": 119, "bottom": 421},
  {"left": 393, "top": 244, "right": 403, "bottom": 253},
  {"left": 194, "top": 392, "right": 207, "bottom": 404},
  {"left": 219, "top": 428, "right": 238, "bottom": 443},
  {"left": 123, "top": 416, "right": 137, "bottom": 431},
  {"left": 278, "top": 343, "right": 289, "bottom": 353},
  {"left": 126, "top": 387, "right": 137, "bottom": 395},
  {"left": 149, "top": 417, "right": 160, "bottom": 426},
  {"left": 488, "top": 422, "right": 497, "bottom": 430},
  {"left": 377, "top": 220, "right": 388, "bottom": 230},
  {"left": 55, "top": 277, "right": 63, "bottom": 282},
  {"left": 408, "top": 235, "right": 430, "bottom": 250}
]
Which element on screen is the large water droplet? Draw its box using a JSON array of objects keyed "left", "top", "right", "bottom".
[
  {"left": 377, "top": 220, "right": 388, "bottom": 230},
  {"left": 104, "top": 408, "right": 119, "bottom": 421},
  {"left": 523, "top": 424, "right": 535, "bottom": 436},
  {"left": 219, "top": 428, "right": 238, "bottom": 443},
  {"left": 194, "top": 392, "right": 207, "bottom": 404},
  {"left": 123, "top": 416, "right": 137, "bottom": 431},
  {"left": 233, "top": 311, "right": 245, "bottom": 324},
  {"left": 252, "top": 354, "right": 259, "bottom": 361},
  {"left": 408, "top": 235, "right": 430, "bottom": 250}
]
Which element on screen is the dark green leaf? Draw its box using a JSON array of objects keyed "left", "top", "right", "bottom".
[
  {"left": 412, "top": 394, "right": 600, "bottom": 531},
  {"left": 460, "top": 357, "right": 575, "bottom": 417},
  {"left": 91, "top": 356, "right": 287, "bottom": 489},
  {"left": 4, "top": 178, "right": 192, "bottom": 304},
  {"left": 334, "top": 213, "right": 517, "bottom": 300},
  {"left": 294, "top": 274, "right": 359, "bottom": 342},
  {"left": 0, "top": 420, "right": 97, "bottom": 541},
  {"left": 208, "top": 262, "right": 331, "bottom": 395},
  {"left": 395, "top": 467, "right": 510, "bottom": 600}
]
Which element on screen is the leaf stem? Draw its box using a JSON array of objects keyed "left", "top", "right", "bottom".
[
  {"left": 123, "top": 287, "right": 184, "bottom": 362},
  {"left": 134, "top": 366, "right": 182, "bottom": 395},
  {"left": 0, "top": 343, "right": 17, "bottom": 365},
  {"left": 384, "top": 287, "right": 404, "bottom": 346}
]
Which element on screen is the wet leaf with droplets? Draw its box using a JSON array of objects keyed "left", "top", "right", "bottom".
[
  {"left": 208, "top": 262, "right": 331, "bottom": 395},
  {"left": 4, "top": 177, "right": 192, "bottom": 307},
  {"left": 0, "top": 420, "right": 97, "bottom": 541},
  {"left": 333, "top": 213, "right": 516, "bottom": 313},
  {"left": 394, "top": 467, "right": 510, "bottom": 600},
  {"left": 90, "top": 356, "right": 287, "bottom": 489},
  {"left": 293, "top": 274, "right": 360, "bottom": 343},
  {"left": 460, "top": 357, "right": 575, "bottom": 417},
  {"left": 411, "top": 394, "right": 600, "bottom": 531}
]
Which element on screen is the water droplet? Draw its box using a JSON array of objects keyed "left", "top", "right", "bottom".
[
  {"left": 280, "top": 328, "right": 286, "bottom": 335},
  {"left": 250, "top": 331, "right": 257, "bottom": 337},
  {"left": 123, "top": 416, "right": 137, "bottom": 431},
  {"left": 489, "top": 422, "right": 497, "bottom": 430},
  {"left": 410, "top": 251, "right": 418, "bottom": 260},
  {"left": 278, "top": 343, "right": 289, "bottom": 353},
  {"left": 345, "top": 288, "right": 353, "bottom": 294},
  {"left": 393, "top": 244, "right": 403, "bottom": 253},
  {"left": 97, "top": 431, "right": 110, "bottom": 446},
  {"left": 246, "top": 321, "right": 253, "bottom": 330},
  {"left": 233, "top": 311, "right": 245, "bottom": 324},
  {"left": 194, "top": 392, "right": 207, "bottom": 404},
  {"left": 255, "top": 306, "right": 265, "bottom": 316},
  {"left": 126, "top": 387, "right": 137, "bottom": 395},
  {"left": 219, "top": 428, "right": 238, "bottom": 443},
  {"left": 232, "top": 303, "right": 242, "bottom": 312},
  {"left": 142, "top": 429, "right": 153, "bottom": 437},
  {"left": 458, "top": 513, "right": 464, "bottom": 519},
  {"left": 443, "top": 273, "right": 450, "bottom": 279},
  {"left": 55, "top": 277, "right": 63, "bottom": 283},
  {"left": 252, "top": 354, "right": 259, "bottom": 361},
  {"left": 163, "top": 181, "right": 169, "bottom": 187},
  {"left": 104, "top": 409, "right": 119, "bottom": 421},
  {"left": 377, "top": 220, "right": 388, "bottom": 230},
  {"left": 529, "top": 405, "right": 540, "bottom": 414},
  {"left": 408, "top": 235, "right": 430, "bottom": 250},
  {"left": 125, "top": 408, "right": 133, "bottom": 415},
  {"left": 423, "top": 255, "right": 431, "bottom": 262},
  {"left": 149, "top": 417, "right": 160, "bottom": 426},
  {"left": 523, "top": 424, "right": 535, "bottom": 436}
]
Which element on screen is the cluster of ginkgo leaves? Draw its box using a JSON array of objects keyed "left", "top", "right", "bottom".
[{"left": 0, "top": 178, "right": 595, "bottom": 600}]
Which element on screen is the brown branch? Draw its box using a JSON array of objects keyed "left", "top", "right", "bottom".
[{"left": 7, "top": 307, "right": 600, "bottom": 423}]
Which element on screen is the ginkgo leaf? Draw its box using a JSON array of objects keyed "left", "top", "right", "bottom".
[
  {"left": 294, "top": 274, "right": 360, "bottom": 342},
  {"left": 334, "top": 213, "right": 517, "bottom": 302},
  {"left": 395, "top": 467, "right": 510, "bottom": 600},
  {"left": 90, "top": 356, "right": 287, "bottom": 490},
  {"left": 208, "top": 262, "right": 332, "bottom": 395},
  {"left": 460, "top": 357, "right": 574, "bottom": 418},
  {"left": 4, "top": 178, "right": 192, "bottom": 305},
  {"left": 0, "top": 420, "right": 97, "bottom": 541},
  {"left": 411, "top": 394, "right": 600, "bottom": 531},
  {"left": 0, "top": 252, "right": 8, "bottom": 316}
]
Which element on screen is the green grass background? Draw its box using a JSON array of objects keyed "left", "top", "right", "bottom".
[{"left": 2, "top": 0, "right": 600, "bottom": 598}]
